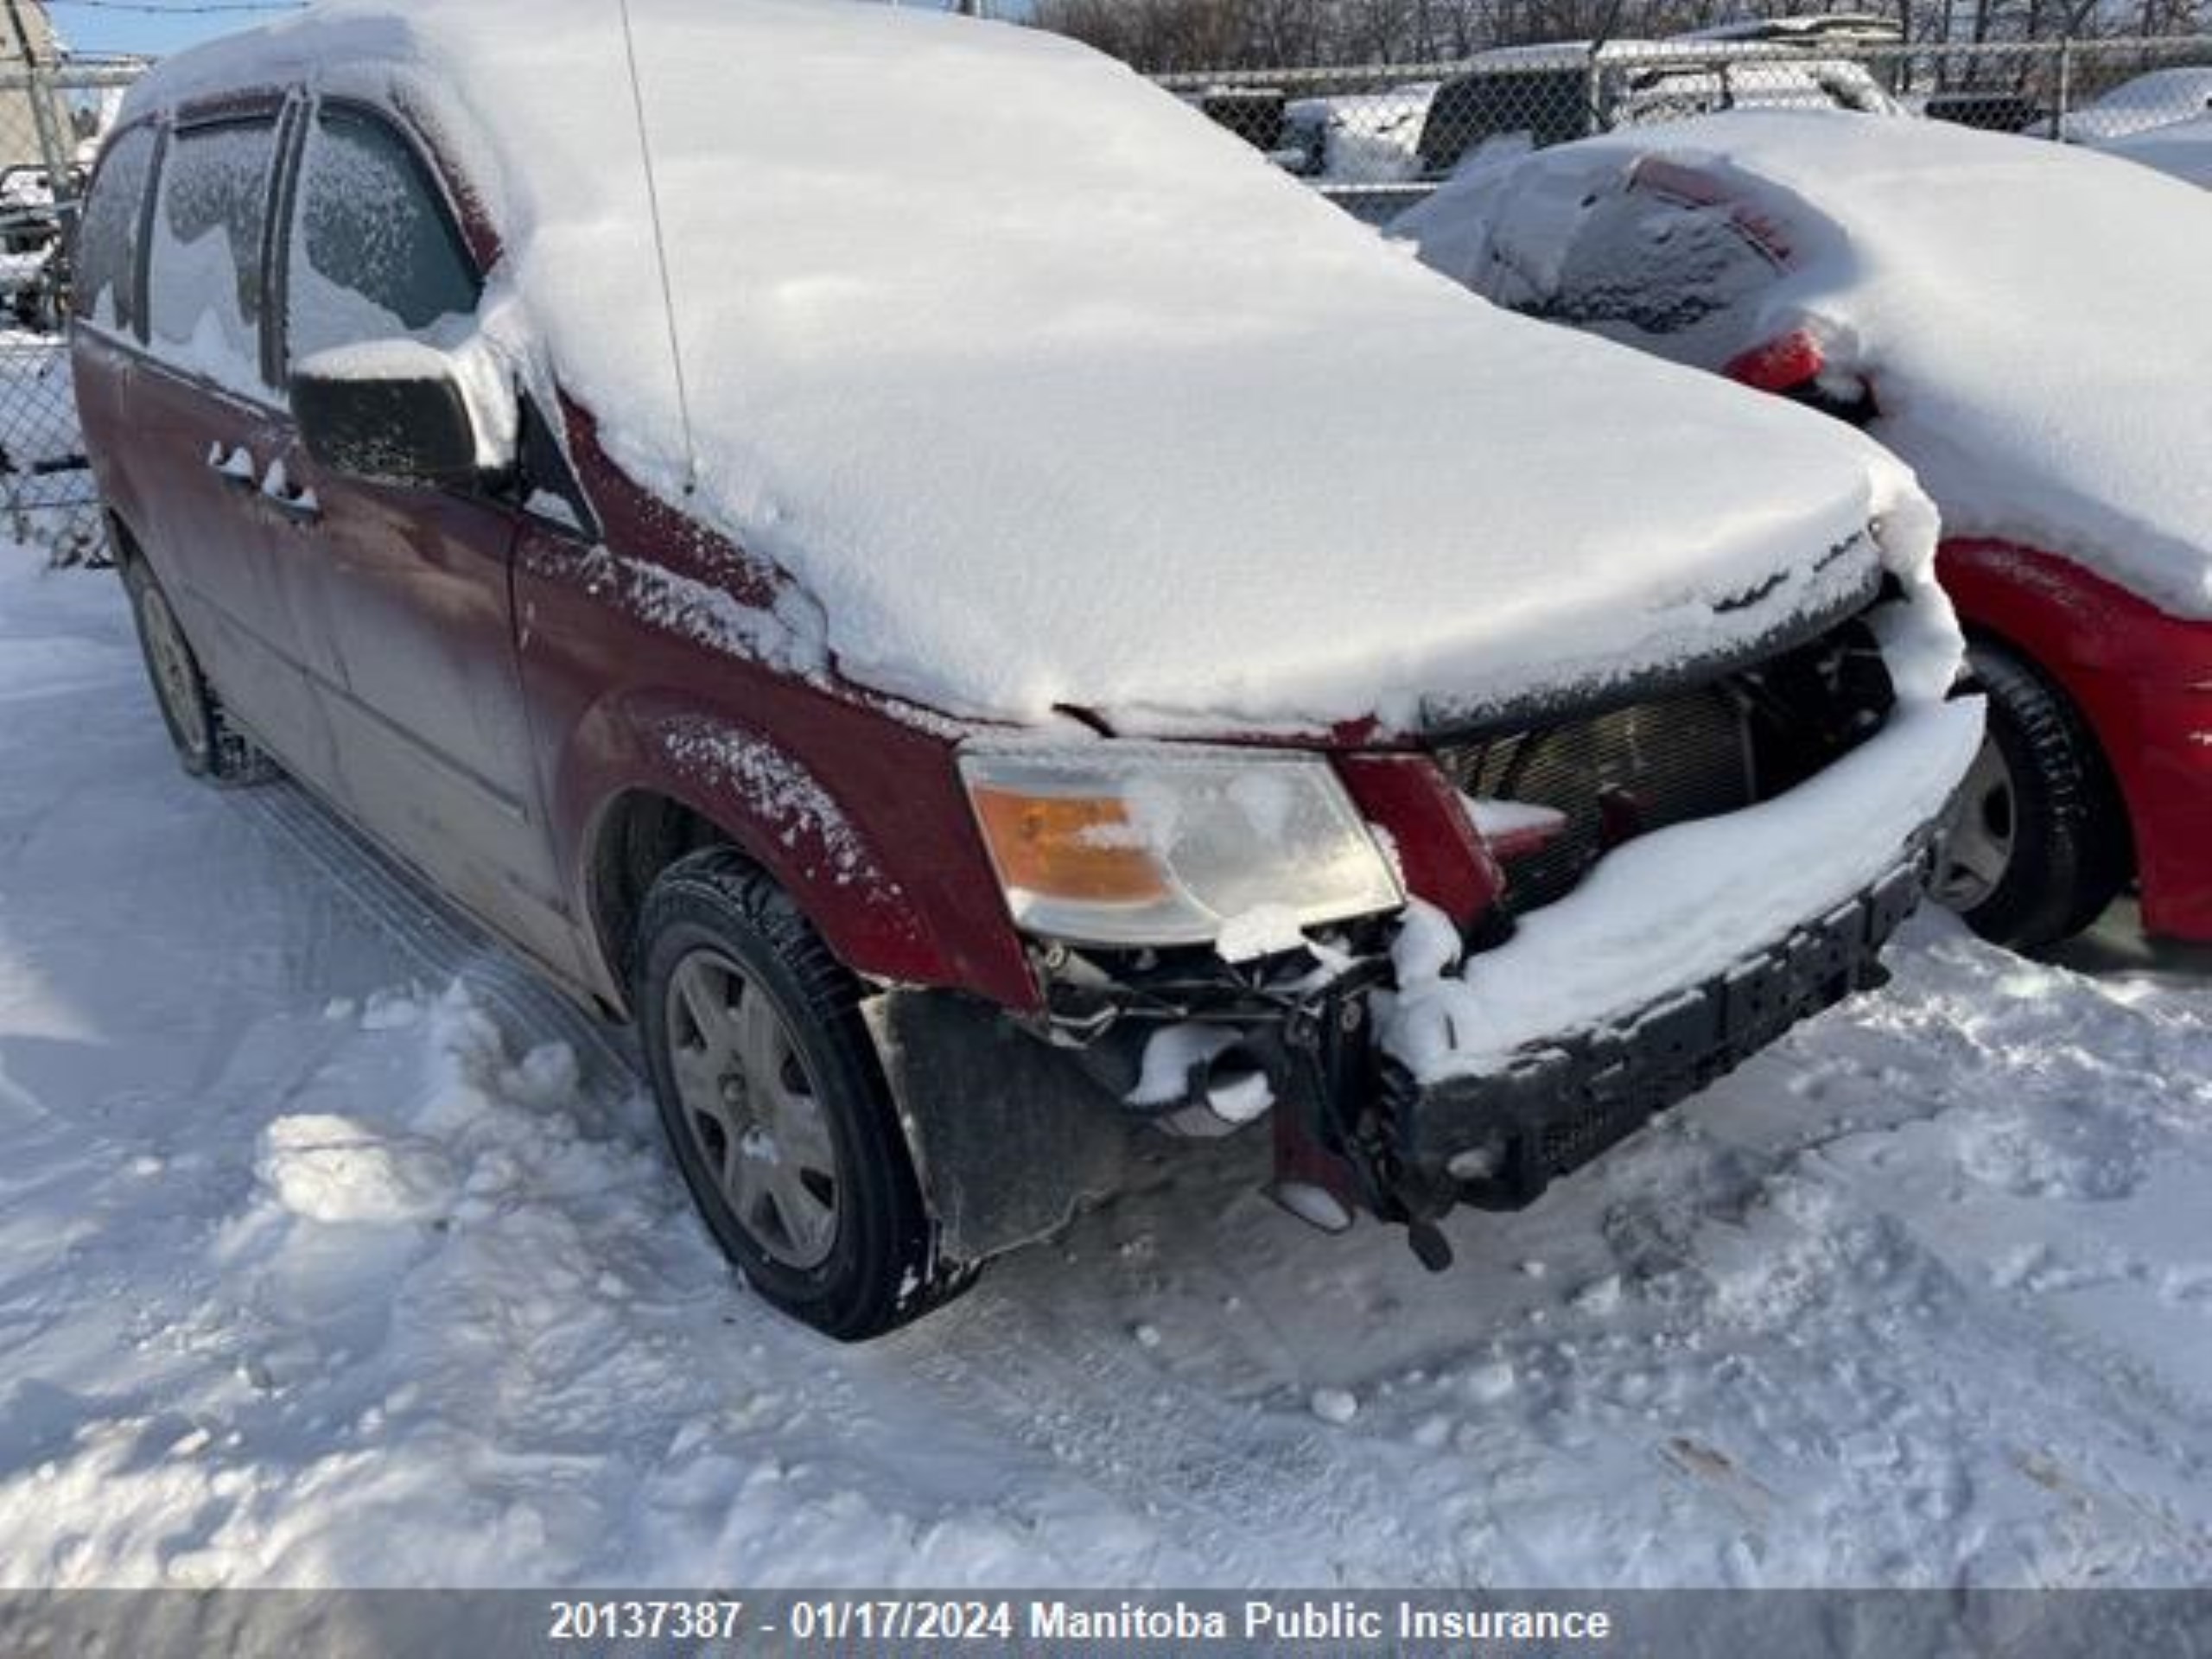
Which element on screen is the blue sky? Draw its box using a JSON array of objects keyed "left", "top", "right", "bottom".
[
  {"left": 42, "top": 0, "right": 994, "bottom": 59},
  {"left": 45, "top": 0, "right": 298, "bottom": 60}
]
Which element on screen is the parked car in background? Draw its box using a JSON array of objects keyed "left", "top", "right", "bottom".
[
  {"left": 2095, "top": 113, "right": 2212, "bottom": 186},
  {"left": 1281, "top": 83, "right": 1438, "bottom": 181},
  {"left": 1395, "top": 111, "right": 2212, "bottom": 950},
  {"left": 1680, "top": 12, "right": 1902, "bottom": 48},
  {"left": 1415, "top": 39, "right": 1898, "bottom": 175},
  {"left": 1191, "top": 86, "right": 1292, "bottom": 160},
  {"left": 75, "top": 1, "right": 1974, "bottom": 1338},
  {"left": 2048, "top": 65, "right": 2212, "bottom": 143},
  {"left": 1914, "top": 87, "right": 2047, "bottom": 132}
]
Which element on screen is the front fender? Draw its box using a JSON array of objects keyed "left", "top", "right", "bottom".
[
  {"left": 552, "top": 684, "right": 1039, "bottom": 1013},
  {"left": 1940, "top": 538, "right": 2212, "bottom": 940}
]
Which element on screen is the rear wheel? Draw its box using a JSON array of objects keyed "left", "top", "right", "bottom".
[
  {"left": 122, "top": 557, "right": 276, "bottom": 785},
  {"left": 1936, "top": 640, "right": 2128, "bottom": 950},
  {"left": 633, "top": 848, "right": 972, "bottom": 1339}
]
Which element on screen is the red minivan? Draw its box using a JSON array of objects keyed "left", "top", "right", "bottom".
[{"left": 73, "top": 0, "right": 1976, "bottom": 1337}]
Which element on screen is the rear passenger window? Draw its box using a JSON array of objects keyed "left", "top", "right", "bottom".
[
  {"left": 74, "top": 124, "right": 157, "bottom": 334},
  {"left": 287, "top": 105, "right": 480, "bottom": 365},
  {"left": 147, "top": 118, "right": 280, "bottom": 393}
]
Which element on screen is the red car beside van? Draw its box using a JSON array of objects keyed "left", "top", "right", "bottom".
[{"left": 1399, "top": 111, "right": 2212, "bottom": 950}]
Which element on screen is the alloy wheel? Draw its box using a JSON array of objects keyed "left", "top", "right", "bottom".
[
  {"left": 1936, "top": 736, "right": 2017, "bottom": 912},
  {"left": 137, "top": 582, "right": 210, "bottom": 765},
  {"left": 663, "top": 946, "right": 842, "bottom": 1270}
]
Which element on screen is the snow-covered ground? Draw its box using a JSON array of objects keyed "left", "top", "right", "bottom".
[{"left": 4, "top": 552, "right": 2212, "bottom": 1589}]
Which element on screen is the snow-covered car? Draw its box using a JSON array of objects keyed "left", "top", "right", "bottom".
[
  {"left": 1912, "top": 88, "right": 2048, "bottom": 133},
  {"left": 1681, "top": 13, "right": 1903, "bottom": 48},
  {"left": 1281, "top": 85, "right": 1439, "bottom": 182},
  {"left": 2097, "top": 113, "right": 2212, "bottom": 186},
  {"left": 1416, "top": 40, "right": 1899, "bottom": 175},
  {"left": 1395, "top": 110, "right": 2212, "bottom": 950},
  {"left": 73, "top": 1, "right": 1974, "bottom": 1338},
  {"left": 2048, "top": 65, "right": 2212, "bottom": 143}
]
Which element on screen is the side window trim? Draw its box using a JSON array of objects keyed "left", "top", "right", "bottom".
[
  {"left": 259, "top": 94, "right": 308, "bottom": 394},
  {"left": 124, "top": 124, "right": 164, "bottom": 345},
  {"left": 516, "top": 392, "right": 601, "bottom": 543}
]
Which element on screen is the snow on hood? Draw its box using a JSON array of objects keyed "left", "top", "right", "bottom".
[
  {"left": 127, "top": 3, "right": 1936, "bottom": 730},
  {"left": 1396, "top": 110, "right": 2212, "bottom": 621}
]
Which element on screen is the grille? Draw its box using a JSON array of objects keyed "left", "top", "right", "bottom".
[{"left": 1437, "top": 686, "right": 1757, "bottom": 912}]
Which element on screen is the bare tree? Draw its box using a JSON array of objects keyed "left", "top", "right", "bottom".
[{"left": 1027, "top": 0, "right": 2209, "bottom": 70}]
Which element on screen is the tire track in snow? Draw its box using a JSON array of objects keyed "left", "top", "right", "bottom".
[
  {"left": 895, "top": 1273, "right": 1394, "bottom": 1579},
  {"left": 231, "top": 783, "right": 639, "bottom": 1099}
]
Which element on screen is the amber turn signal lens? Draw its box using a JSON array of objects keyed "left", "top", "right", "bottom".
[{"left": 969, "top": 787, "right": 1168, "bottom": 904}]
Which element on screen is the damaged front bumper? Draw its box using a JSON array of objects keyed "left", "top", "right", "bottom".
[
  {"left": 1389, "top": 828, "right": 1938, "bottom": 1212},
  {"left": 879, "top": 587, "right": 1976, "bottom": 1268},
  {"left": 872, "top": 821, "right": 1942, "bottom": 1269}
]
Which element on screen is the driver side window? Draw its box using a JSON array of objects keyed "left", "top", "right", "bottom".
[{"left": 286, "top": 105, "right": 481, "bottom": 368}]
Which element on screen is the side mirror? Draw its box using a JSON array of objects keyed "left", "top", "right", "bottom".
[{"left": 291, "top": 340, "right": 492, "bottom": 491}]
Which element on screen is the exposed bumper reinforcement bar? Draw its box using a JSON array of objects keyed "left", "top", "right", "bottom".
[{"left": 1391, "top": 827, "right": 1940, "bottom": 1211}]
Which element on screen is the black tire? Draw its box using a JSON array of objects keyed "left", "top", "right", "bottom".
[
  {"left": 1938, "top": 639, "right": 2130, "bottom": 950},
  {"left": 633, "top": 847, "right": 972, "bottom": 1340},
  {"left": 120, "top": 556, "right": 276, "bottom": 785}
]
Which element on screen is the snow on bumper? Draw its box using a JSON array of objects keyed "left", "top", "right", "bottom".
[{"left": 1382, "top": 696, "right": 1986, "bottom": 1086}]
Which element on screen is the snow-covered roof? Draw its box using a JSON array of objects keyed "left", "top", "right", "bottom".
[
  {"left": 1680, "top": 13, "right": 1902, "bottom": 43},
  {"left": 2052, "top": 67, "right": 2212, "bottom": 141},
  {"left": 1395, "top": 111, "right": 2212, "bottom": 620},
  {"left": 1470, "top": 35, "right": 1886, "bottom": 67},
  {"left": 125, "top": 2, "right": 1928, "bottom": 730}
]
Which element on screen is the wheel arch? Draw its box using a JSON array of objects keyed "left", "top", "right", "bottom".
[
  {"left": 582, "top": 784, "right": 732, "bottom": 1015},
  {"left": 1937, "top": 539, "right": 2143, "bottom": 872},
  {"left": 566, "top": 705, "right": 1006, "bottom": 1020}
]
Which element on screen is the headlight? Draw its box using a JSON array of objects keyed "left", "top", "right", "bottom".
[{"left": 958, "top": 745, "right": 1404, "bottom": 952}]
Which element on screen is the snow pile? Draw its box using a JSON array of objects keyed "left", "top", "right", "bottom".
[
  {"left": 1397, "top": 111, "right": 2212, "bottom": 619},
  {"left": 255, "top": 1113, "right": 456, "bottom": 1225},
  {"left": 126, "top": 1, "right": 1937, "bottom": 731}
]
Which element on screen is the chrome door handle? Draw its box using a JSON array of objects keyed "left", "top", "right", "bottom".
[
  {"left": 205, "top": 442, "right": 257, "bottom": 488},
  {"left": 264, "top": 489, "right": 322, "bottom": 524},
  {"left": 258, "top": 460, "right": 322, "bottom": 524}
]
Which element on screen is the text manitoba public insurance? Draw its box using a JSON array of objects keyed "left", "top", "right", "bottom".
[{"left": 1029, "top": 1601, "right": 1614, "bottom": 1642}]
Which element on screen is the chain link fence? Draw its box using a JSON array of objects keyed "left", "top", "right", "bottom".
[
  {"left": 0, "top": 60, "right": 143, "bottom": 566},
  {"left": 1161, "top": 34, "right": 2212, "bottom": 223}
]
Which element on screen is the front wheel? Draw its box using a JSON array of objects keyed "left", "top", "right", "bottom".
[
  {"left": 633, "top": 848, "right": 973, "bottom": 1339},
  {"left": 121, "top": 556, "right": 276, "bottom": 785},
  {"left": 1935, "top": 640, "right": 2129, "bottom": 950}
]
